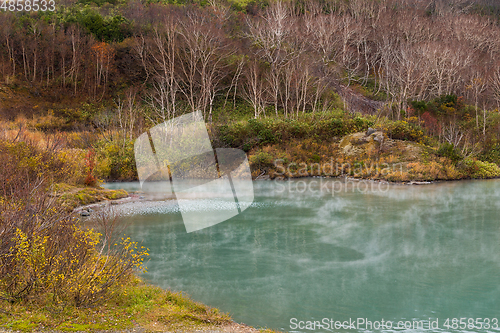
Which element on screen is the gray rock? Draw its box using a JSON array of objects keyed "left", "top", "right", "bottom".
[
  {"left": 373, "top": 133, "right": 384, "bottom": 143},
  {"left": 366, "top": 127, "right": 377, "bottom": 136},
  {"left": 409, "top": 181, "right": 432, "bottom": 185}
]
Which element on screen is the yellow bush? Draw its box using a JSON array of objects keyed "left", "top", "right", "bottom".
[
  {"left": 56, "top": 148, "right": 87, "bottom": 185},
  {"left": 3, "top": 222, "right": 148, "bottom": 307},
  {"left": 0, "top": 140, "right": 147, "bottom": 307}
]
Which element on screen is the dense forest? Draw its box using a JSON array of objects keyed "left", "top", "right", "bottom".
[{"left": 2, "top": 0, "right": 500, "bottom": 114}]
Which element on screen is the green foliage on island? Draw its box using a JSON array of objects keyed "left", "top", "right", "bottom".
[{"left": 459, "top": 158, "right": 500, "bottom": 179}]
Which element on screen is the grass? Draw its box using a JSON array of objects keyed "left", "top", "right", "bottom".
[
  {"left": 0, "top": 277, "right": 283, "bottom": 332},
  {"left": 52, "top": 183, "right": 129, "bottom": 210},
  {"left": 0, "top": 277, "right": 234, "bottom": 332}
]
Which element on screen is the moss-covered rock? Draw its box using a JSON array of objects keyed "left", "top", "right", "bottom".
[{"left": 51, "top": 183, "right": 129, "bottom": 211}]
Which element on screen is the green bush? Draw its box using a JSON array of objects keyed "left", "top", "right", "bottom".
[
  {"left": 384, "top": 120, "right": 425, "bottom": 142},
  {"left": 323, "top": 116, "right": 373, "bottom": 137},
  {"left": 247, "top": 118, "right": 265, "bottom": 133},
  {"left": 460, "top": 158, "right": 500, "bottom": 179},
  {"left": 257, "top": 128, "right": 278, "bottom": 144},
  {"left": 212, "top": 111, "right": 374, "bottom": 151},
  {"left": 437, "top": 143, "right": 463, "bottom": 163},
  {"left": 249, "top": 151, "right": 274, "bottom": 168},
  {"left": 94, "top": 139, "right": 137, "bottom": 180},
  {"left": 480, "top": 142, "right": 500, "bottom": 165}
]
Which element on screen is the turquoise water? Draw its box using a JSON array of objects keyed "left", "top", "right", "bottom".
[{"left": 104, "top": 179, "right": 500, "bottom": 332}]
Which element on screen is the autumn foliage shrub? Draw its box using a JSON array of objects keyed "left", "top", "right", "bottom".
[
  {"left": 459, "top": 158, "right": 500, "bottom": 179},
  {"left": 94, "top": 138, "right": 137, "bottom": 181},
  {"left": 1, "top": 193, "right": 148, "bottom": 307},
  {"left": 383, "top": 120, "right": 425, "bottom": 142},
  {"left": 249, "top": 150, "right": 274, "bottom": 168},
  {"left": 84, "top": 149, "right": 97, "bottom": 186},
  {"left": 0, "top": 139, "right": 148, "bottom": 307}
]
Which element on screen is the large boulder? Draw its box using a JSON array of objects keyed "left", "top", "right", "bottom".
[{"left": 339, "top": 130, "right": 385, "bottom": 156}]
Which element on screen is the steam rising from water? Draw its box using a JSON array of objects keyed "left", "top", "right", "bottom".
[{"left": 105, "top": 179, "right": 500, "bottom": 333}]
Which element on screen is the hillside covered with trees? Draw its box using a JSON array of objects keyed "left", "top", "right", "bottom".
[{"left": 2, "top": 0, "right": 500, "bottom": 180}]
